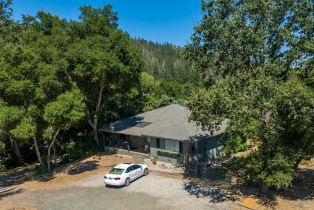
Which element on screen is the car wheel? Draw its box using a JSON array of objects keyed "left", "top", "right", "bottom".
[
  {"left": 125, "top": 177, "right": 130, "bottom": 186},
  {"left": 144, "top": 168, "right": 148, "bottom": 176}
]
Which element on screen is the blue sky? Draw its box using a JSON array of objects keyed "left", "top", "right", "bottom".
[{"left": 12, "top": 0, "right": 202, "bottom": 46}]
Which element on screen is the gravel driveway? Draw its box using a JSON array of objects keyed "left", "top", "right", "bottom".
[{"left": 1, "top": 172, "right": 233, "bottom": 210}]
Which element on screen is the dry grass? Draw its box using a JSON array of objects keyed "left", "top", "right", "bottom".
[{"left": 0, "top": 203, "right": 36, "bottom": 210}]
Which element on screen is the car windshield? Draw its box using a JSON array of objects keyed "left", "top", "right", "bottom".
[{"left": 109, "top": 168, "right": 124, "bottom": 175}]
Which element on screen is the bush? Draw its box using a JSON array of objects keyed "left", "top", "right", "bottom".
[
  {"left": 35, "top": 164, "right": 47, "bottom": 175},
  {"left": 224, "top": 136, "right": 246, "bottom": 155},
  {"left": 0, "top": 158, "right": 6, "bottom": 172},
  {"left": 61, "top": 135, "right": 99, "bottom": 164},
  {"left": 0, "top": 142, "right": 6, "bottom": 172}
]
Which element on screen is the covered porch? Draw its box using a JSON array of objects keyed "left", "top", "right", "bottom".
[{"left": 104, "top": 133, "right": 151, "bottom": 154}]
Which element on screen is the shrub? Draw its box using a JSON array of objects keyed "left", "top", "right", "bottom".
[
  {"left": 61, "top": 135, "right": 99, "bottom": 164},
  {"left": 0, "top": 158, "right": 6, "bottom": 172},
  {"left": 224, "top": 136, "right": 246, "bottom": 155},
  {"left": 35, "top": 164, "right": 47, "bottom": 175}
]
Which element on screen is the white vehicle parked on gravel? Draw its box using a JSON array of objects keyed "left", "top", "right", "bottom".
[{"left": 104, "top": 163, "right": 148, "bottom": 186}]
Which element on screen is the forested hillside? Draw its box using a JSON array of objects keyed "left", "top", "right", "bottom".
[
  {"left": 131, "top": 38, "right": 199, "bottom": 111},
  {"left": 131, "top": 38, "right": 198, "bottom": 84}
]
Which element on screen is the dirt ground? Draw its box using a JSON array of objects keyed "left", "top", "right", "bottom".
[
  {"left": 238, "top": 159, "right": 314, "bottom": 210},
  {"left": 0, "top": 154, "right": 313, "bottom": 210}
]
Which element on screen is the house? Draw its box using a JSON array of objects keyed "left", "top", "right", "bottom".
[{"left": 100, "top": 104, "right": 226, "bottom": 165}]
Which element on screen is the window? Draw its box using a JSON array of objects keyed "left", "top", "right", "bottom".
[
  {"left": 164, "top": 139, "right": 179, "bottom": 152},
  {"left": 157, "top": 138, "right": 181, "bottom": 152},
  {"left": 160, "top": 139, "right": 165, "bottom": 149},
  {"left": 109, "top": 168, "right": 124, "bottom": 175},
  {"left": 132, "top": 165, "right": 141, "bottom": 170},
  {"left": 126, "top": 166, "right": 133, "bottom": 173}
]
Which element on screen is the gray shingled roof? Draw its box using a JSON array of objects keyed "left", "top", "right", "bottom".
[{"left": 100, "top": 104, "right": 226, "bottom": 142}]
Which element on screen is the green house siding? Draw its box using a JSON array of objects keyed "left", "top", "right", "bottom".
[
  {"left": 149, "top": 137, "right": 189, "bottom": 165},
  {"left": 104, "top": 133, "right": 222, "bottom": 165},
  {"left": 196, "top": 137, "right": 222, "bottom": 161}
]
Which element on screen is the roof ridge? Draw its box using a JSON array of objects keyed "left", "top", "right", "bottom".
[{"left": 136, "top": 103, "right": 187, "bottom": 117}]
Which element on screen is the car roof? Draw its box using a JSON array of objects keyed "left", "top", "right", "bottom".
[{"left": 114, "top": 163, "right": 134, "bottom": 170}]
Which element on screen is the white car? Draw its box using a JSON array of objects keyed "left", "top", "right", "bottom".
[{"left": 104, "top": 163, "right": 148, "bottom": 186}]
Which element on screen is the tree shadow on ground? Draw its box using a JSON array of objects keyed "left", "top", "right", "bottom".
[
  {"left": 239, "top": 186, "right": 278, "bottom": 208},
  {"left": 282, "top": 168, "right": 314, "bottom": 200},
  {"left": 0, "top": 159, "right": 101, "bottom": 187},
  {"left": 64, "top": 160, "right": 99, "bottom": 175},
  {"left": 183, "top": 159, "right": 314, "bottom": 208},
  {"left": 0, "top": 187, "right": 25, "bottom": 200},
  {"left": 0, "top": 166, "right": 36, "bottom": 187},
  {"left": 0, "top": 153, "right": 121, "bottom": 189},
  {"left": 238, "top": 168, "right": 314, "bottom": 209},
  {"left": 183, "top": 169, "right": 239, "bottom": 203},
  {"left": 0, "top": 164, "right": 57, "bottom": 186},
  {"left": 35, "top": 173, "right": 55, "bottom": 182},
  {"left": 184, "top": 180, "right": 239, "bottom": 203}
]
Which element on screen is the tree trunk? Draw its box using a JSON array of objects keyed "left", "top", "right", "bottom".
[
  {"left": 87, "top": 79, "right": 105, "bottom": 147},
  {"left": 92, "top": 124, "right": 100, "bottom": 146},
  {"left": 259, "top": 180, "right": 269, "bottom": 194},
  {"left": 87, "top": 112, "right": 100, "bottom": 146},
  {"left": 47, "top": 129, "right": 60, "bottom": 172},
  {"left": 53, "top": 143, "right": 57, "bottom": 167},
  {"left": 294, "top": 158, "right": 302, "bottom": 172},
  {"left": 10, "top": 136, "right": 23, "bottom": 165},
  {"left": 33, "top": 137, "right": 45, "bottom": 167}
]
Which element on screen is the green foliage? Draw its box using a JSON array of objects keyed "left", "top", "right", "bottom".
[
  {"left": 189, "top": 68, "right": 314, "bottom": 190},
  {"left": 61, "top": 136, "right": 99, "bottom": 163},
  {"left": 245, "top": 151, "right": 295, "bottom": 190},
  {"left": 0, "top": 3, "right": 144, "bottom": 169},
  {"left": 140, "top": 72, "right": 162, "bottom": 111},
  {"left": 0, "top": 141, "right": 5, "bottom": 153},
  {"left": 185, "top": 0, "right": 313, "bottom": 85},
  {"left": 44, "top": 89, "right": 86, "bottom": 130},
  {"left": 63, "top": 6, "right": 144, "bottom": 143},
  {"left": 35, "top": 164, "right": 48, "bottom": 175},
  {"left": 132, "top": 38, "right": 199, "bottom": 85},
  {"left": 62, "top": 140, "right": 79, "bottom": 162},
  {"left": 0, "top": 0, "right": 21, "bottom": 44},
  {"left": 10, "top": 117, "right": 36, "bottom": 141},
  {"left": 0, "top": 158, "right": 5, "bottom": 172},
  {"left": 186, "top": 0, "right": 314, "bottom": 190},
  {"left": 140, "top": 72, "right": 194, "bottom": 111},
  {"left": 0, "top": 141, "right": 6, "bottom": 172},
  {"left": 0, "top": 105, "right": 24, "bottom": 134},
  {"left": 42, "top": 126, "right": 55, "bottom": 141},
  {"left": 133, "top": 39, "right": 201, "bottom": 113},
  {"left": 224, "top": 136, "right": 246, "bottom": 155}
]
